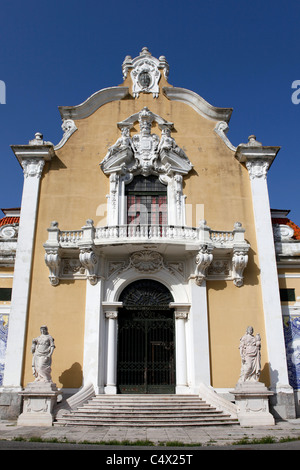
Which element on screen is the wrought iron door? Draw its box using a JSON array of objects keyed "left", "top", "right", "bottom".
[{"left": 117, "top": 280, "right": 175, "bottom": 394}]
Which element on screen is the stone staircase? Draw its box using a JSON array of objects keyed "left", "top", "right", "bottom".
[{"left": 54, "top": 394, "right": 238, "bottom": 427}]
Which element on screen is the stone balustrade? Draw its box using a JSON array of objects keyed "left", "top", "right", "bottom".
[{"left": 44, "top": 219, "right": 247, "bottom": 249}]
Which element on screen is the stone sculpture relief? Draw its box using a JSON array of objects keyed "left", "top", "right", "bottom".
[
  {"left": 238, "top": 326, "right": 261, "bottom": 383},
  {"left": 100, "top": 107, "right": 193, "bottom": 178},
  {"left": 31, "top": 326, "right": 55, "bottom": 383}
]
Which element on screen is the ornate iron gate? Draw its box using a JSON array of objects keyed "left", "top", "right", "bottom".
[{"left": 117, "top": 280, "right": 175, "bottom": 394}]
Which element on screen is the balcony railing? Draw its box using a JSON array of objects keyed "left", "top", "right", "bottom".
[
  {"left": 95, "top": 224, "right": 198, "bottom": 243},
  {"left": 44, "top": 220, "right": 247, "bottom": 250}
]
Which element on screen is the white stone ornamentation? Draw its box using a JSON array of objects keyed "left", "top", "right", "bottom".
[
  {"left": 100, "top": 107, "right": 192, "bottom": 226},
  {"left": 129, "top": 250, "right": 164, "bottom": 273},
  {"left": 0, "top": 224, "right": 18, "bottom": 239},
  {"left": 122, "top": 47, "right": 169, "bottom": 98},
  {"left": 246, "top": 160, "right": 269, "bottom": 180},
  {"left": 79, "top": 249, "right": 98, "bottom": 285},
  {"left": 22, "top": 158, "right": 45, "bottom": 179},
  {"left": 195, "top": 245, "right": 213, "bottom": 286},
  {"left": 232, "top": 249, "right": 249, "bottom": 287},
  {"left": 273, "top": 224, "right": 294, "bottom": 241},
  {"left": 101, "top": 107, "right": 193, "bottom": 179},
  {"left": 44, "top": 250, "right": 61, "bottom": 286},
  {"left": 54, "top": 119, "right": 78, "bottom": 150}
]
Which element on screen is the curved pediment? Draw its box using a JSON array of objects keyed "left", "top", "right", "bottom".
[
  {"left": 58, "top": 86, "right": 129, "bottom": 120},
  {"left": 163, "top": 86, "right": 233, "bottom": 123}
]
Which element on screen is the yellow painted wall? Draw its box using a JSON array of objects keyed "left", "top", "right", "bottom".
[
  {"left": 22, "top": 73, "right": 267, "bottom": 388},
  {"left": 0, "top": 267, "right": 14, "bottom": 288}
]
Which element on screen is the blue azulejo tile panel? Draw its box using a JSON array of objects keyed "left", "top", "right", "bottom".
[
  {"left": 0, "top": 315, "right": 9, "bottom": 386},
  {"left": 283, "top": 316, "right": 300, "bottom": 390}
]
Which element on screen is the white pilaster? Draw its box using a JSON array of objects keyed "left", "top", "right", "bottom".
[
  {"left": 103, "top": 303, "right": 122, "bottom": 394},
  {"left": 82, "top": 279, "right": 104, "bottom": 393},
  {"left": 188, "top": 279, "right": 211, "bottom": 391},
  {"left": 172, "top": 306, "right": 189, "bottom": 393},
  {"left": 236, "top": 136, "right": 291, "bottom": 392},
  {"left": 3, "top": 134, "right": 54, "bottom": 389}
]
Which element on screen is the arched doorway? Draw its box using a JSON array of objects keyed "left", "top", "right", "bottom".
[{"left": 117, "top": 279, "right": 175, "bottom": 394}]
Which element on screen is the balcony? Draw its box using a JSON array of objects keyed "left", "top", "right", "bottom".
[
  {"left": 44, "top": 219, "right": 247, "bottom": 250},
  {"left": 43, "top": 219, "right": 250, "bottom": 287}
]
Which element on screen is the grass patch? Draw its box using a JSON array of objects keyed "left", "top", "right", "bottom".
[
  {"left": 10, "top": 434, "right": 300, "bottom": 448},
  {"left": 233, "top": 435, "right": 300, "bottom": 446},
  {"left": 233, "top": 436, "right": 276, "bottom": 445},
  {"left": 161, "top": 441, "right": 202, "bottom": 447}
]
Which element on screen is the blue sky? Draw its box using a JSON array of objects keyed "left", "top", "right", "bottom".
[{"left": 0, "top": 0, "right": 299, "bottom": 225}]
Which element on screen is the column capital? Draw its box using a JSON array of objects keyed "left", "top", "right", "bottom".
[
  {"left": 102, "top": 301, "right": 123, "bottom": 319},
  {"left": 245, "top": 160, "right": 270, "bottom": 180},
  {"left": 235, "top": 135, "right": 280, "bottom": 177},
  {"left": 175, "top": 311, "right": 189, "bottom": 320},
  {"left": 105, "top": 311, "right": 118, "bottom": 320},
  {"left": 11, "top": 132, "right": 55, "bottom": 178},
  {"left": 170, "top": 303, "right": 190, "bottom": 320}
]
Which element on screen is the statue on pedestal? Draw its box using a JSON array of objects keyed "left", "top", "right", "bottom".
[
  {"left": 18, "top": 326, "right": 59, "bottom": 426},
  {"left": 233, "top": 326, "right": 274, "bottom": 425},
  {"left": 31, "top": 326, "right": 55, "bottom": 383},
  {"left": 238, "top": 326, "right": 261, "bottom": 383}
]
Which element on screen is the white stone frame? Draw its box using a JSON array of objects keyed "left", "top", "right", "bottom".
[
  {"left": 108, "top": 173, "right": 187, "bottom": 228},
  {"left": 122, "top": 47, "right": 169, "bottom": 99},
  {"left": 100, "top": 266, "right": 209, "bottom": 395},
  {"left": 102, "top": 108, "right": 193, "bottom": 228}
]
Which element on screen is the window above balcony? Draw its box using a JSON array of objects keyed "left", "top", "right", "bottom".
[
  {"left": 126, "top": 175, "right": 167, "bottom": 226},
  {"left": 100, "top": 107, "right": 193, "bottom": 227}
]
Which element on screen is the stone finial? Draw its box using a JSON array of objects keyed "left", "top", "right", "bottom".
[{"left": 247, "top": 135, "right": 262, "bottom": 147}]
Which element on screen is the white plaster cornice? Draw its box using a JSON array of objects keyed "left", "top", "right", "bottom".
[
  {"left": 58, "top": 86, "right": 129, "bottom": 120},
  {"left": 162, "top": 87, "right": 233, "bottom": 123},
  {"left": 235, "top": 135, "right": 280, "bottom": 170},
  {"left": 11, "top": 133, "right": 55, "bottom": 174}
]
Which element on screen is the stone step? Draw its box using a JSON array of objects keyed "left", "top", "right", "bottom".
[
  {"left": 55, "top": 417, "right": 237, "bottom": 427},
  {"left": 55, "top": 394, "right": 238, "bottom": 427},
  {"left": 61, "top": 410, "right": 225, "bottom": 418}
]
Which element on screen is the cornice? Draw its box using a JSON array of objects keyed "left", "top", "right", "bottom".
[
  {"left": 235, "top": 135, "right": 280, "bottom": 170},
  {"left": 58, "top": 86, "right": 130, "bottom": 120},
  {"left": 162, "top": 87, "right": 233, "bottom": 123}
]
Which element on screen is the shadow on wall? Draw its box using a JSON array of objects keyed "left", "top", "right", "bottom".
[
  {"left": 261, "top": 362, "right": 272, "bottom": 387},
  {"left": 59, "top": 362, "right": 83, "bottom": 388},
  {"left": 206, "top": 247, "right": 260, "bottom": 292}
]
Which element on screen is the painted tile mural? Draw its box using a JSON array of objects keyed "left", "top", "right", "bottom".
[
  {"left": 0, "top": 315, "right": 8, "bottom": 386},
  {"left": 283, "top": 316, "right": 300, "bottom": 389}
]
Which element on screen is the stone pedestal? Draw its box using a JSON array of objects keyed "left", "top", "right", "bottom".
[
  {"left": 17, "top": 382, "right": 60, "bottom": 426},
  {"left": 233, "top": 381, "right": 275, "bottom": 426}
]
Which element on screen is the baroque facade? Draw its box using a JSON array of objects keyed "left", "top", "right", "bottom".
[{"left": 1, "top": 48, "right": 300, "bottom": 420}]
